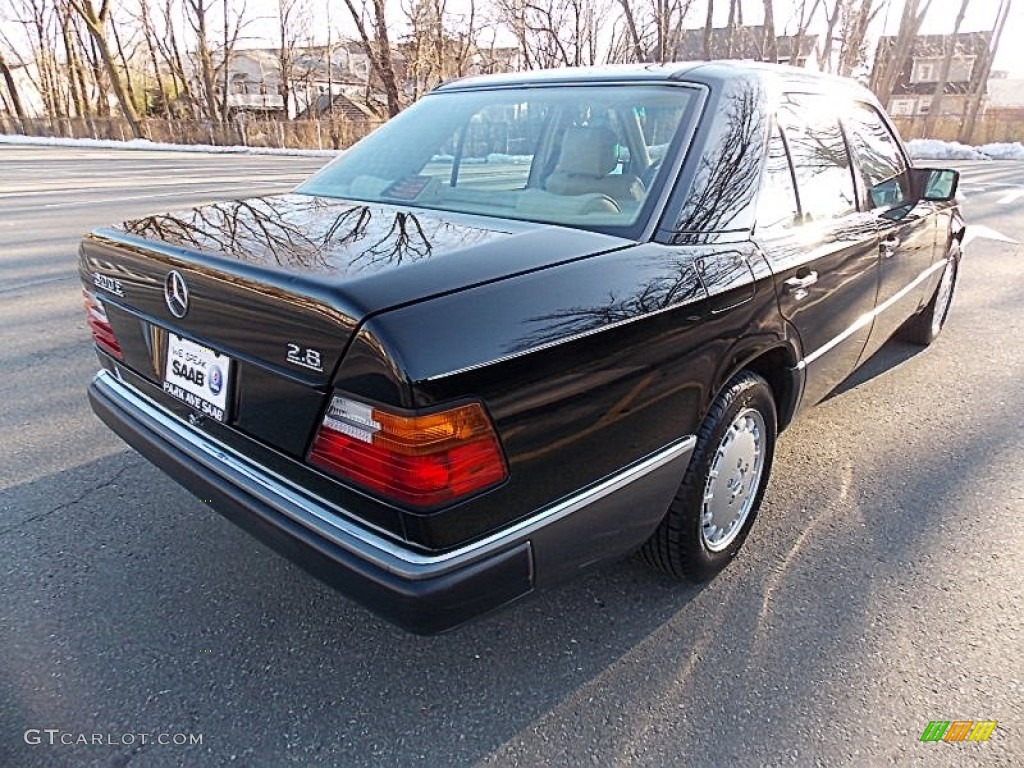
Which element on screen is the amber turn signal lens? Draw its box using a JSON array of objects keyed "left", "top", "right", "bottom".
[{"left": 308, "top": 395, "right": 508, "bottom": 508}]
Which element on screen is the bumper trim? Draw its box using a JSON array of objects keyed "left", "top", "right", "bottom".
[
  {"left": 90, "top": 369, "right": 695, "bottom": 632},
  {"left": 90, "top": 370, "right": 695, "bottom": 578}
]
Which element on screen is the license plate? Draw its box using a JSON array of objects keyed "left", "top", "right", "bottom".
[{"left": 163, "top": 334, "right": 232, "bottom": 422}]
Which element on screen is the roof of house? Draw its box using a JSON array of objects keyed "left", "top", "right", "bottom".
[
  {"left": 675, "top": 26, "right": 818, "bottom": 62},
  {"left": 295, "top": 92, "right": 377, "bottom": 121},
  {"left": 875, "top": 31, "right": 993, "bottom": 59}
]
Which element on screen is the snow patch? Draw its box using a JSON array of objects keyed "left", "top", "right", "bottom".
[
  {"left": 0, "top": 133, "right": 339, "bottom": 157},
  {"left": 975, "top": 142, "right": 1024, "bottom": 161},
  {"left": 907, "top": 138, "right": 1024, "bottom": 161},
  {"left": 906, "top": 139, "right": 986, "bottom": 160}
]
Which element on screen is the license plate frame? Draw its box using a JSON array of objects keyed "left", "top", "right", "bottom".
[{"left": 162, "top": 333, "right": 232, "bottom": 422}]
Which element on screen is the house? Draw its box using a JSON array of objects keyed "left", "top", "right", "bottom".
[
  {"left": 469, "top": 46, "right": 525, "bottom": 76},
  {"left": 204, "top": 40, "right": 523, "bottom": 120},
  {"left": 984, "top": 72, "right": 1024, "bottom": 122},
  {"left": 214, "top": 44, "right": 379, "bottom": 119},
  {"left": 674, "top": 26, "right": 819, "bottom": 67},
  {"left": 221, "top": 49, "right": 286, "bottom": 116},
  {"left": 871, "top": 31, "right": 992, "bottom": 118}
]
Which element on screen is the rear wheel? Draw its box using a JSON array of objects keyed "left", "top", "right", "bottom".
[
  {"left": 641, "top": 371, "right": 777, "bottom": 582},
  {"left": 900, "top": 245, "right": 959, "bottom": 346}
]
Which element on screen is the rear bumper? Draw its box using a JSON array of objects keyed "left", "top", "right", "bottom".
[{"left": 89, "top": 370, "right": 694, "bottom": 634}]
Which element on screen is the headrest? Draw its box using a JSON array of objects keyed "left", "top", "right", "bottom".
[{"left": 556, "top": 126, "right": 619, "bottom": 178}]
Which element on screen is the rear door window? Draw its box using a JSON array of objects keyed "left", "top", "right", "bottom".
[
  {"left": 756, "top": 123, "right": 801, "bottom": 233},
  {"left": 777, "top": 97, "right": 857, "bottom": 221}
]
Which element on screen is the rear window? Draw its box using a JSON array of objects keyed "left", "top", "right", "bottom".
[{"left": 298, "top": 85, "right": 698, "bottom": 235}]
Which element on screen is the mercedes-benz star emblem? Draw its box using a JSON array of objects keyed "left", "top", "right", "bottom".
[{"left": 164, "top": 270, "right": 190, "bottom": 318}]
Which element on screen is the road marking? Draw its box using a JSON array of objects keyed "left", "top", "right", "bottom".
[
  {"left": 963, "top": 225, "right": 1019, "bottom": 248},
  {"left": 997, "top": 189, "right": 1024, "bottom": 204},
  {"left": 37, "top": 186, "right": 292, "bottom": 210},
  {"left": 0, "top": 178, "right": 300, "bottom": 199},
  {"left": 0, "top": 275, "right": 74, "bottom": 294}
]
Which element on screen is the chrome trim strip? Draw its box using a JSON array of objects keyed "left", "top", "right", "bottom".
[
  {"left": 94, "top": 371, "right": 695, "bottom": 578},
  {"left": 796, "top": 257, "right": 949, "bottom": 370}
]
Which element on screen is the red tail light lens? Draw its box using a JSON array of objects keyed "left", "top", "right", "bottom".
[
  {"left": 308, "top": 395, "right": 508, "bottom": 508},
  {"left": 82, "top": 288, "right": 122, "bottom": 359}
]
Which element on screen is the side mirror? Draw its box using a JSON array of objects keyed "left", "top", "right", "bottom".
[{"left": 911, "top": 168, "right": 960, "bottom": 202}]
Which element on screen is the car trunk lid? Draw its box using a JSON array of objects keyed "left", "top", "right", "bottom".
[{"left": 81, "top": 193, "right": 628, "bottom": 458}]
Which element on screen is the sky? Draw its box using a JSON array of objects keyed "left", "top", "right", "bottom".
[{"left": 233, "top": 0, "right": 1022, "bottom": 77}]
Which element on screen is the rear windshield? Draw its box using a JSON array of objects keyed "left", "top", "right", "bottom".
[{"left": 297, "top": 85, "right": 698, "bottom": 235}]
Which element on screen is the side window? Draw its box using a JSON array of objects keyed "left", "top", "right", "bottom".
[
  {"left": 756, "top": 123, "right": 801, "bottom": 232},
  {"left": 778, "top": 98, "right": 857, "bottom": 221},
  {"left": 843, "top": 103, "right": 910, "bottom": 209}
]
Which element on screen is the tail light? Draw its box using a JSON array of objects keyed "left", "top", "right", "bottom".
[
  {"left": 82, "top": 288, "right": 122, "bottom": 359},
  {"left": 308, "top": 395, "right": 508, "bottom": 508}
]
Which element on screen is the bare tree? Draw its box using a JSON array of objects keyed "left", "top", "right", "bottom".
[
  {"left": 158, "top": 0, "right": 197, "bottom": 116},
  {"left": 184, "top": 0, "right": 222, "bottom": 121},
  {"left": 67, "top": 0, "right": 145, "bottom": 135},
  {"left": 762, "top": 1, "right": 778, "bottom": 62},
  {"left": 218, "top": 0, "right": 247, "bottom": 122},
  {"left": 109, "top": 7, "right": 142, "bottom": 112},
  {"left": 920, "top": 0, "right": 969, "bottom": 134},
  {"left": 655, "top": 0, "right": 697, "bottom": 63},
  {"left": 402, "top": 0, "right": 480, "bottom": 99},
  {"left": 58, "top": 1, "right": 88, "bottom": 116},
  {"left": 617, "top": 0, "right": 646, "bottom": 61},
  {"left": 871, "top": 0, "right": 934, "bottom": 107},
  {"left": 135, "top": 0, "right": 169, "bottom": 115},
  {"left": 0, "top": 49, "right": 26, "bottom": 120},
  {"left": 340, "top": 0, "right": 403, "bottom": 117},
  {"left": 703, "top": 0, "right": 714, "bottom": 59},
  {"left": 498, "top": 0, "right": 614, "bottom": 68},
  {"left": 725, "top": 0, "right": 739, "bottom": 57},
  {"left": 817, "top": 0, "right": 841, "bottom": 71},
  {"left": 787, "top": 0, "right": 823, "bottom": 69},
  {"left": 277, "top": 0, "right": 309, "bottom": 117},
  {"left": 837, "top": 0, "right": 885, "bottom": 77},
  {"left": 959, "top": 0, "right": 1011, "bottom": 142},
  {"left": 7, "top": 0, "right": 61, "bottom": 116}
]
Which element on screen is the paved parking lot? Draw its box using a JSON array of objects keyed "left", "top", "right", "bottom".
[{"left": 0, "top": 145, "right": 1021, "bottom": 766}]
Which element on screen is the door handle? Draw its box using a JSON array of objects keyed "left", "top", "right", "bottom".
[
  {"left": 880, "top": 236, "right": 901, "bottom": 257},
  {"left": 784, "top": 271, "right": 818, "bottom": 291}
]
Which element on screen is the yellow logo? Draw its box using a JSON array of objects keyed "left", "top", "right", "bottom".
[{"left": 920, "top": 720, "right": 997, "bottom": 742}]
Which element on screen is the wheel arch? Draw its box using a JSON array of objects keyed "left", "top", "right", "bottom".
[{"left": 712, "top": 342, "right": 804, "bottom": 433}]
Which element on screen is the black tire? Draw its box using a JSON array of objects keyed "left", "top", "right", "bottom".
[
  {"left": 899, "top": 246, "right": 960, "bottom": 346},
  {"left": 640, "top": 371, "right": 777, "bottom": 582}
]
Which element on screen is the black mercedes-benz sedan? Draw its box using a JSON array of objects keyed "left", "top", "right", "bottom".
[{"left": 81, "top": 62, "right": 964, "bottom": 633}]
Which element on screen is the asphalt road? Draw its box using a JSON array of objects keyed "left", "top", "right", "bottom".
[{"left": 0, "top": 145, "right": 1021, "bottom": 767}]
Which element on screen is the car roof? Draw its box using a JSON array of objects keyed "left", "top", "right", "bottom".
[{"left": 434, "top": 60, "right": 874, "bottom": 101}]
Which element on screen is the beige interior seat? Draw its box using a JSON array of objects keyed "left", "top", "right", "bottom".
[{"left": 545, "top": 126, "right": 645, "bottom": 203}]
